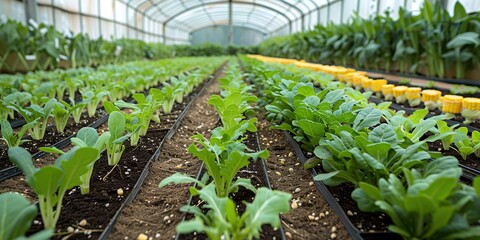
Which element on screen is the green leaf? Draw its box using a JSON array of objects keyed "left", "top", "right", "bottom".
[
  {"left": 159, "top": 172, "right": 205, "bottom": 188},
  {"left": 368, "top": 124, "right": 398, "bottom": 145},
  {"left": 353, "top": 107, "right": 382, "bottom": 130},
  {"left": 59, "top": 147, "right": 99, "bottom": 191}
]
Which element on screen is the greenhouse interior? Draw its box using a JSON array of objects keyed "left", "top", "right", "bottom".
[{"left": 2, "top": 0, "right": 480, "bottom": 239}]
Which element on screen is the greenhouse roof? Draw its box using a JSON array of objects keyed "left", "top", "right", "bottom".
[{"left": 119, "top": 0, "right": 330, "bottom": 34}]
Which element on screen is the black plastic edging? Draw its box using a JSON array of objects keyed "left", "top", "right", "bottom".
[{"left": 99, "top": 62, "right": 227, "bottom": 240}]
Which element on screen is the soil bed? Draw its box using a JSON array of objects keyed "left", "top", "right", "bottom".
[
  {"left": 258, "top": 118, "right": 351, "bottom": 240},
  {"left": 108, "top": 70, "right": 223, "bottom": 240}
]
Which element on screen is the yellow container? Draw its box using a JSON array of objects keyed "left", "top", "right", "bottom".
[
  {"left": 392, "top": 86, "right": 408, "bottom": 97},
  {"left": 421, "top": 90, "right": 442, "bottom": 102},
  {"left": 361, "top": 78, "right": 373, "bottom": 90},
  {"left": 442, "top": 95, "right": 463, "bottom": 114},
  {"left": 406, "top": 87, "right": 422, "bottom": 100},
  {"left": 382, "top": 84, "right": 395, "bottom": 95},
  {"left": 352, "top": 75, "right": 365, "bottom": 86},
  {"left": 371, "top": 79, "right": 387, "bottom": 92},
  {"left": 463, "top": 98, "right": 480, "bottom": 111}
]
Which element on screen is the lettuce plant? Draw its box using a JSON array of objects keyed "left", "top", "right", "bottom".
[
  {"left": 69, "top": 98, "right": 86, "bottom": 123},
  {"left": 0, "top": 192, "right": 52, "bottom": 240},
  {"left": 81, "top": 89, "right": 109, "bottom": 117},
  {"left": 0, "top": 119, "right": 37, "bottom": 148},
  {"left": 208, "top": 91, "right": 257, "bottom": 129},
  {"left": 105, "top": 111, "right": 131, "bottom": 165},
  {"left": 8, "top": 98, "right": 56, "bottom": 140},
  {"left": 8, "top": 146, "right": 99, "bottom": 230},
  {"left": 176, "top": 183, "right": 291, "bottom": 240},
  {"left": 103, "top": 101, "right": 143, "bottom": 146},
  {"left": 71, "top": 127, "right": 110, "bottom": 194},
  {"left": 51, "top": 100, "right": 71, "bottom": 133},
  {"left": 352, "top": 157, "right": 480, "bottom": 240}
]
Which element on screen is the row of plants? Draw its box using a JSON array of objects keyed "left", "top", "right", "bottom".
[
  {"left": 0, "top": 57, "right": 217, "bottom": 151},
  {"left": 0, "top": 58, "right": 225, "bottom": 239},
  {"left": 242, "top": 55, "right": 480, "bottom": 240},
  {"left": 253, "top": 55, "right": 480, "bottom": 163},
  {"left": 259, "top": 1, "right": 480, "bottom": 79},
  {"left": 0, "top": 19, "right": 257, "bottom": 73},
  {"left": 159, "top": 60, "right": 292, "bottom": 239}
]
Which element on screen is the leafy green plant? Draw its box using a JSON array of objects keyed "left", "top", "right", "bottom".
[
  {"left": 70, "top": 127, "right": 110, "bottom": 194},
  {"left": 105, "top": 111, "right": 131, "bottom": 165},
  {"left": 352, "top": 157, "right": 480, "bottom": 240},
  {"left": 450, "top": 84, "right": 480, "bottom": 95},
  {"left": 81, "top": 89, "right": 109, "bottom": 117},
  {"left": 8, "top": 98, "right": 56, "bottom": 140},
  {"left": 0, "top": 192, "right": 53, "bottom": 240},
  {"left": 8, "top": 146, "right": 99, "bottom": 230},
  {"left": 175, "top": 183, "right": 291, "bottom": 240},
  {"left": 0, "top": 119, "right": 37, "bottom": 148},
  {"left": 208, "top": 91, "right": 258, "bottom": 129},
  {"left": 51, "top": 100, "right": 71, "bottom": 133}
]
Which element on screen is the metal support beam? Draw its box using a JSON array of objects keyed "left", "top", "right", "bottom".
[
  {"left": 340, "top": 0, "right": 345, "bottom": 23},
  {"left": 228, "top": 0, "right": 233, "bottom": 46},
  {"left": 50, "top": 0, "right": 55, "bottom": 26},
  {"left": 113, "top": 0, "right": 117, "bottom": 38},
  {"left": 163, "top": 23, "right": 167, "bottom": 44},
  {"left": 97, "top": 0, "right": 102, "bottom": 37},
  {"left": 78, "top": 0, "right": 83, "bottom": 33},
  {"left": 301, "top": 15, "right": 305, "bottom": 31},
  {"left": 25, "top": 0, "right": 38, "bottom": 23}
]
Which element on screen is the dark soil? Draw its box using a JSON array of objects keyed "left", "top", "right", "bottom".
[
  {"left": 108, "top": 72, "right": 223, "bottom": 240},
  {"left": 0, "top": 110, "right": 106, "bottom": 169},
  {"left": 257, "top": 119, "right": 351, "bottom": 239}
]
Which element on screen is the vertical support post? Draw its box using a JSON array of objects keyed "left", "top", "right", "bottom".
[
  {"left": 126, "top": 3, "right": 129, "bottom": 38},
  {"left": 301, "top": 15, "right": 305, "bottom": 31},
  {"left": 376, "top": 0, "right": 381, "bottom": 15},
  {"left": 163, "top": 23, "right": 167, "bottom": 45},
  {"left": 289, "top": 21, "right": 292, "bottom": 34},
  {"left": 78, "top": 0, "right": 83, "bottom": 33},
  {"left": 25, "top": 0, "right": 38, "bottom": 23},
  {"left": 317, "top": 7, "right": 321, "bottom": 24},
  {"left": 51, "top": 0, "right": 55, "bottom": 26},
  {"left": 134, "top": 9, "right": 138, "bottom": 39},
  {"left": 113, "top": 0, "right": 117, "bottom": 38},
  {"left": 228, "top": 0, "right": 233, "bottom": 46},
  {"left": 340, "top": 0, "right": 345, "bottom": 23},
  {"left": 97, "top": 0, "right": 102, "bottom": 38},
  {"left": 357, "top": 0, "right": 361, "bottom": 16},
  {"left": 327, "top": 2, "right": 331, "bottom": 23}
]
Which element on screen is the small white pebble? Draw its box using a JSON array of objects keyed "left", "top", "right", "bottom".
[
  {"left": 331, "top": 233, "right": 337, "bottom": 239},
  {"left": 315, "top": 217, "right": 319, "bottom": 221},
  {"left": 325, "top": 211, "right": 329, "bottom": 215},
  {"left": 285, "top": 232, "right": 292, "bottom": 239},
  {"left": 79, "top": 219, "right": 87, "bottom": 227},
  {"left": 294, "top": 188, "right": 301, "bottom": 193},
  {"left": 309, "top": 181, "right": 314, "bottom": 186},
  {"left": 155, "top": 233, "right": 161, "bottom": 238},
  {"left": 331, "top": 226, "right": 337, "bottom": 232},
  {"left": 117, "top": 188, "right": 124, "bottom": 196},
  {"left": 275, "top": 171, "right": 282, "bottom": 176},
  {"left": 291, "top": 201, "right": 298, "bottom": 209},
  {"left": 347, "top": 210, "right": 353, "bottom": 216},
  {"left": 67, "top": 227, "right": 74, "bottom": 233},
  {"left": 288, "top": 152, "right": 294, "bottom": 157},
  {"left": 288, "top": 168, "right": 294, "bottom": 173},
  {"left": 137, "top": 233, "right": 148, "bottom": 240},
  {"left": 308, "top": 215, "right": 315, "bottom": 221},
  {"left": 163, "top": 216, "right": 169, "bottom": 221},
  {"left": 320, "top": 213, "right": 325, "bottom": 218}
]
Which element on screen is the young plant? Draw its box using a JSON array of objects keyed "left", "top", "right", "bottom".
[
  {"left": 69, "top": 98, "right": 86, "bottom": 123},
  {"left": 0, "top": 119, "right": 37, "bottom": 148},
  {"left": 8, "top": 146, "right": 99, "bottom": 230},
  {"left": 105, "top": 111, "right": 131, "bottom": 165},
  {"left": 8, "top": 98, "right": 56, "bottom": 140},
  {"left": 176, "top": 183, "right": 291, "bottom": 240},
  {"left": 81, "top": 89, "right": 109, "bottom": 117},
  {"left": 52, "top": 99, "right": 71, "bottom": 133},
  {"left": 70, "top": 127, "right": 110, "bottom": 194},
  {"left": 0, "top": 192, "right": 53, "bottom": 240},
  {"left": 103, "top": 101, "right": 142, "bottom": 146},
  {"left": 208, "top": 91, "right": 258, "bottom": 129},
  {"left": 453, "top": 127, "right": 480, "bottom": 160}
]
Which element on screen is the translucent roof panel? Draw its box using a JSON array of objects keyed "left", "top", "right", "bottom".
[{"left": 118, "top": 0, "right": 322, "bottom": 34}]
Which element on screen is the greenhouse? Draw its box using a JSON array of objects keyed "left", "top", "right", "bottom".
[{"left": 2, "top": 0, "right": 480, "bottom": 239}]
